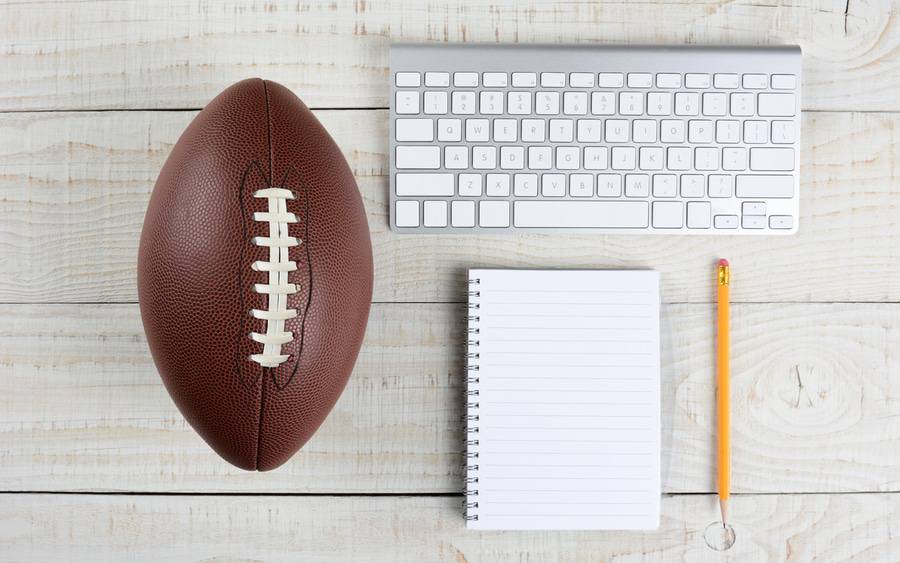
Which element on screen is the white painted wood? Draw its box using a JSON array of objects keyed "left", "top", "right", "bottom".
[
  {"left": 1, "top": 110, "right": 899, "bottom": 303},
  {"left": 0, "top": 1, "right": 896, "bottom": 111},
  {"left": 2, "top": 492, "right": 898, "bottom": 561},
  {"left": 1, "top": 302, "right": 897, "bottom": 494}
]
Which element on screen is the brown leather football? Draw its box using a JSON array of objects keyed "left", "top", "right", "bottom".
[{"left": 138, "top": 78, "right": 373, "bottom": 471}]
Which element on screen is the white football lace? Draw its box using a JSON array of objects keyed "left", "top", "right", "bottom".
[{"left": 249, "top": 187, "right": 299, "bottom": 368}]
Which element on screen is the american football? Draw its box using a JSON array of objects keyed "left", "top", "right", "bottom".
[{"left": 138, "top": 78, "right": 373, "bottom": 471}]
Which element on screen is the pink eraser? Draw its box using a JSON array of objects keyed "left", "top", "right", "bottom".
[{"left": 718, "top": 258, "right": 729, "bottom": 267}]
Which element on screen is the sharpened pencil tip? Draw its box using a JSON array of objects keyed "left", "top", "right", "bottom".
[{"left": 719, "top": 498, "right": 728, "bottom": 528}]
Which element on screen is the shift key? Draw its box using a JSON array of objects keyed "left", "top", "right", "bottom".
[
  {"left": 736, "top": 175, "right": 794, "bottom": 198},
  {"left": 396, "top": 173, "right": 454, "bottom": 196}
]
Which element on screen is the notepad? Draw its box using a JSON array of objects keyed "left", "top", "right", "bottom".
[{"left": 465, "top": 269, "right": 661, "bottom": 530}]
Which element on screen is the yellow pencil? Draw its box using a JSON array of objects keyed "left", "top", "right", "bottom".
[{"left": 716, "top": 259, "right": 730, "bottom": 528}]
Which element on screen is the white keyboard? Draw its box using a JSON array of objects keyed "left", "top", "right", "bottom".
[{"left": 389, "top": 44, "right": 801, "bottom": 234}]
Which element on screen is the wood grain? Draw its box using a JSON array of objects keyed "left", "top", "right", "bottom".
[
  {"left": 1, "top": 109, "right": 899, "bottom": 304},
  {"left": 0, "top": 0, "right": 897, "bottom": 112},
  {"left": 1, "top": 302, "right": 897, "bottom": 494},
  {"left": 2, "top": 492, "right": 897, "bottom": 562}
]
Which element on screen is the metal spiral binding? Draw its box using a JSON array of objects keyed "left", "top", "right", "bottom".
[{"left": 464, "top": 276, "right": 481, "bottom": 523}]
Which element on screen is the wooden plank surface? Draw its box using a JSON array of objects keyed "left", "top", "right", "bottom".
[
  {"left": 0, "top": 1, "right": 898, "bottom": 112},
  {"left": 2, "top": 302, "right": 898, "bottom": 494},
  {"left": 2, "top": 492, "right": 897, "bottom": 562},
  {"left": 1, "top": 109, "right": 899, "bottom": 304}
]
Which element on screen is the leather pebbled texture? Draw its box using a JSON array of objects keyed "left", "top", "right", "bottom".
[{"left": 138, "top": 78, "right": 373, "bottom": 471}]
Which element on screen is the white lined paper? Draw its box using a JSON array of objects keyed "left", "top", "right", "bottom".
[{"left": 466, "top": 269, "right": 660, "bottom": 530}]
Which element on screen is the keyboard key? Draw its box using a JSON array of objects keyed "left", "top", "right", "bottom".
[
  {"left": 675, "top": 92, "right": 699, "bottom": 115},
  {"left": 451, "top": 91, "right": 476, "bottom": 114},
  {"left": 395, "top": 91, "right": 420, "bottom": 114},
  {"left": 569, "top": 174, "right": 594, "bottom": 197},
  {"left": 514, "top": 174, "right": 538, "bottom": 196},
  {"left": 482, "top": 72, "right": 507, "bottom": 87},
  {"left": 771, "top": 120, "right": 797, "bottom": 144},
  {"left": 736, "top": 175, "right": 794, "bottom": 198},
  {"left": 656, "top": 73, "right": 682, "bottom": 88},
  {"left": 625, "top": 174, "right": 650, "bottom": 197},
  {"left": 465, "top": 119, "right": 489, "bottom": 142},
  {"left": 611, "top": 146, "right": 636, "bottom": 170},
  {"left": 695, "top": 147, "right": 719, "bottom": 170},
  {"left": 639, "top": 147, "right": 664, "bottom": 170},
  {"left": 472, "top": 146, "right": 497, "bottom": 169},
  {"left": 479, "top": 91, "right": 504, "bottom": 114},
  {"left": 750, "top": 148, "right": 794, "bottom": 171},
  {"left": 454, "top": 72, "right": 478, "bottom": 87},
  {"left": 771, "top": 74, "right": 797, "bottom": 90},
  {"left": 423, "top": 200, "right": 448, "bottom": 227},
  {"left": 714, "top": 74, "right": 739, "bottom": 89},
  {"left": 395, "top": 72, "right": 420, "bottom": 87},
  {"left": 769, "top": 215, "right": 794, "bottom": 229},
  {"left": 570, "top": 73, "right": 595, "bottom": 87},
  {"left": 395, "top": 118, "right": 434, "bottom": 142},
  {"left": 396, "top": 173, "right": 454, "bottom": 196},
  {"left": 437, "top": 118, "right": 461, "bottom": 141},
  {"left": 536, "top": 92, "right": 560, "bottom": 115},
  {"left": 708, "top": 175, "right": 733, "bottom": 198},
  {"left": 716, "top": 120, "right": 740, "bottom": 144},
  {"left": 423, "top": 91, "right": 448, "bottom": 114},
  {"left": 514, "top": 201, "right": 649, "bottom": 228},
  {"left": 493, "top": 119, "right": 517, "bottom": 142},
  {"left": 730, "top": 93, "right": 755, "bottom": 116},
  {"left": 512, "top": 72, "right": 537, "bottom": 87},
  {"left": 584, "top": 147, "right": 609, "bottom": 170},
  {"left": 648, "top": 92, "right": 673, "bottom": 115},
  {"left": 479, "top": 201, "right": 510, "bottom": 227},
  {"left": 563, "top": 92, "right": 588, "bottom": 115},
  {"left": 591, "top": 92, "right": 616, "bottom": 115},
  {"left": 527, "top": 146, "right": 552, "bottom": 169},
  {"left": 667, "top": 147, "right": 692, "bottom": 170},
  {"left": 396, "top": 146, "right": 439, "bottom": 169},
  {"left": 596, "top": 174, "right": 622, "bottom": 197},
  {"left": 652, "top": 201, "right": 684, "bottom": 228},
  {"left": 556, "top": 146, "right": 580, "bottom": 169},
  {"left": 576, "top": 119, "right": 603, "bottom": 142},
  {"left": 742, "top": 201, "right": 766, "bottom": 215},
  {"left": 722, "top": 147, "right": 748, "bottom": 171},
  {"left": 714, "top": 215, "right": 738, "bottom": 229},
  {"left": 758, "top": 93, "right": 796, "bottom": 116},
  {"left": 742, "top": 215, "right": 765, "bottom": 229},
  {"left": 702, "top": 93, "right": 727, "bottom": 116},
  {"left": 445, "top": 146, "right": 469, "bottom": 169},
  {"left": 689, "top": 120, "right": 713, "bottom": 143},
  {"left": 541, "top": 174, "right": 566, "bottom": 197},
  {"left": 541, "top": 72, "right": 566, "bottom": 87},
  {"left": 685, "top": 73, "right": 711, "bottom": 88},
  {"left": 598, "top": 73, "right": 624, "bottom": 87},
  {"left": 507, "top": 91, "right": 532, "bottom": 114},
  {"left": 653, "top": 174, "right": 677, "bottom": 197},
  {"left": 619, "top": 92, "right": 644, "bottom": 115},
  {"left": 500, "top": 146, "right": 525, "bottom": 169},
  {"left": 521, "top": 119, "right": 546, "bottom": 142},
  {"left": 742, "top": 74, "right": 768, "bottom": 89},
  {"left": 627, "top": 73, "right": 652, "bottom": 88},
  {"left": 743, "top": 120, "right": 768, "bottom": 144},
  {"left": 605, "top": 119, "right": 629, "bottom": 142},
  {"left": 451, "top": 201, "right": 476, "bottom": 227},
  {"left": 680, "top": 174, "right": 705, "bottom": 197},
  {"left": 549, "top": 119, "right": 574, "bottom": 142},
  {"left": 395, "top": 201, "right": 419, "bottom": 227},
  {"left": 633, "top": 120, "right": 657, "bottom": 143},
  {"left": 660, "top": 120, "right": 685, "bottom": 143},
  {"left": 424, "top": 72, "right": 450, "bottom": 87},
  {"left": 687, "top": 201, "right": 711, "bottom": 228},
  {"left": 486, "top": 173, "right": 511, "bottom": 196}
]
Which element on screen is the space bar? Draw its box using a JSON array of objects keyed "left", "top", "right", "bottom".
[{"left": 514, "top": 201, "right": 650, "bottom": 228}]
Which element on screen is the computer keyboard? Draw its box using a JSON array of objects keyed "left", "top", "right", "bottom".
[{"left": 389, "top": 44, "right": 801, "bottom": 234}]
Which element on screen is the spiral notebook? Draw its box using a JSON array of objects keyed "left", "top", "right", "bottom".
[{"left": 465, "top": 269, "right": 661, "bottom": 530}]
